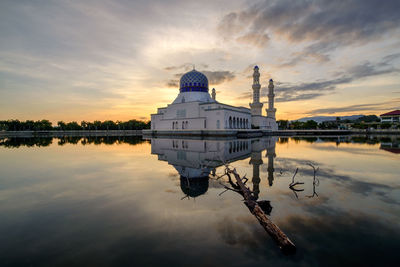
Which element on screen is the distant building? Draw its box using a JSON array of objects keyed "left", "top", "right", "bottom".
[
  {"left": 380, "top": 110, "right": 400, "bottom": 123},
  {"left": 149, "top": 66, "right": 277, "bottom": 132}
]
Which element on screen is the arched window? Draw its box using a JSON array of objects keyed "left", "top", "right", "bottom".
[
  {"left": 229, "top": 117, "right": 232, "bottom": 129},
  {"left": 182, "top": 121, "right": 184, "bottom": 129},
  {"left": 240, "top": 118, "right": 242, "bottom": 129},
  {"left": 186, "top": 121, "right": 188, "bottom": 129},
  {"left": 217, "top": 120, "right": 220, "bottom": 129},
  {"left": 172, "top": 122, "right": 174, "bottom": 129}
]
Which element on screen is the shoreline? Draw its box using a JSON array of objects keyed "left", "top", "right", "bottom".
[
  {"left": 0, "top": 130, "right": 143, "bottom": 138},
  {"left": 0, "top": 129, "right": 399, "bottom": 138}
]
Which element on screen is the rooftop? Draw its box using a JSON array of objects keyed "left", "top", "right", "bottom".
[{"left": 380, "top": 110, "right": 400, "bottom": 116}]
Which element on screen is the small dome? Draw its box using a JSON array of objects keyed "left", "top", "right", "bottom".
[
  {"left": 254, "top": 65, "right": 259, "bottom": 69},
  {"left": 179, "top": 70, "right": 209, "bottom": 93}
]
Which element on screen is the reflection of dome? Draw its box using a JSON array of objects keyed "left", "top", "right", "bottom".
[
  {"left": 179, "top": 70, "right": 209, "bottom": 93},
  {"left": 174, "top": 165, "right": 211, "bottom": 178},
  {"left": 180, "top": 176, "right": 209, "bottom": 197}
]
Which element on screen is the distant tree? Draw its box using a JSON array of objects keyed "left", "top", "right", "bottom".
[
  {"left": 25, "top": 120, "right": 35, "bottom": 130},
  {"left": 381, "top": 123, "right": 391, "bottom": 129},
  {"left": 65, "top": 121, "right": 82, "bottom": 130},
  {"left": 277, "top": 120, "right": 289, "bottom": 130},
  {"left": 33, "top": 120, "right": 52, "bottom": 131},
  {"left": 58, "top": 121, "right": 66, "bottom": 130},
  {"left": 319, "top": 121, "right": 337, "bottom": 129},
  {"left": 304, "top": 120, "right": 318, "bottom": 129},
  {"left": 103, "top": 120, "right": 117, "bottom": 130},
  {"left": 353, "top": 122, "right": 368, "bottom": 129},
  {"left": 356, "top": 115, "right": 380, "bottom": 123},
  {"left": 81, "top": 121, "right": 88, "bottom": 130},
  {"left": 290, "top": 121, "right": 304, "bottom": 129},
  {"left": 8, "top": 120, "right": 21, "bottom": 131},
  {"left": 116, "top": 120, "right": 122, "bottom": 130},
  {"left": 0, "top": 121, "right": 7, "bottom": 131},
  {"left": 93, "top": 120, "right": 102, "bottom": 130}
]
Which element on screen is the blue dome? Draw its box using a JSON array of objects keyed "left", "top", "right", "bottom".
[{"left": 179, "top": 70, "right": 209, "bottom": 93}]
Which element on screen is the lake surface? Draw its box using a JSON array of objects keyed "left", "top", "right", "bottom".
[{"left": 0, "top": 135, "right": 399, "bottom": 266}]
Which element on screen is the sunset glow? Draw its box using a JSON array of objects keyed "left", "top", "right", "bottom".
[{"left": 1, "top": 0, "right": 399, "bottom": 122}]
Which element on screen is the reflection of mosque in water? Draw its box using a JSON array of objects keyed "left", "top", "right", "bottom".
[{"left": 150, "top": 137, "right": 278, "bottom": 198}]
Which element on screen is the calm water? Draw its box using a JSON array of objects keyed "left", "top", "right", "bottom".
[{"left": 0, "top": 135, "right": 399, "bottom": 266}]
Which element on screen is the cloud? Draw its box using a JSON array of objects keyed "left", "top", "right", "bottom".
[
  {"left": 236, "top": 32, "right": 270, "bottom": 48},
  {"left": 166, "top": 80, "right": 179, "bottom": 88},
  {"left": 306, "top": 99, "right": 400, "bottom": 115},
  {"left": 202, "top": 71, "right": 235, "bottom": 85},
  {"left": 167, "top": 70, "right": 235, "bottom": 88},
  {"left": 274, "top": 156, "right": 399, "bottom": 204},
  {"left": 218, "top": 0, "right": 400, "bottom": 65},
  {"left": 238, "top": 55, "right": 399, "bottom": 102},
  {"left": 165, "top": 63, "right": 209, "bottom": 71}
]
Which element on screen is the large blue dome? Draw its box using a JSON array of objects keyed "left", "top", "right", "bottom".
[{"left": 179, "top": 70, "right": 209, "bottom": 93}]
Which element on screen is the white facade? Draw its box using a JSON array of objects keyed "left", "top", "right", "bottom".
[{"left": 151, "top": 67, "right": 278, "bottom": 131}]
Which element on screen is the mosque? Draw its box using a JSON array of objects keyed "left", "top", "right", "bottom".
[{"left": 148, "top": 66, "right": 277, "bottom": 134}]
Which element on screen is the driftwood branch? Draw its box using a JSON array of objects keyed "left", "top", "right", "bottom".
[
  {"left": 289, "top": 168, "right": 304, "bottom": 198},
  {"left": 225, "top": 166, "right": 296, "bottom": 254},
  {"left": 306, "top": 163, "right": 319, "bottom": 198}
]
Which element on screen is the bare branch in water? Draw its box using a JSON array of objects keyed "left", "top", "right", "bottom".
[
  {"left": 216, "top": 164, "right": 296, "bottom": 254},
  {"left": 306, "top": 163, "right": 320, "bottom": 198},
  {"left": 289, "top": 168, "right": 304, "bottom": 198}
]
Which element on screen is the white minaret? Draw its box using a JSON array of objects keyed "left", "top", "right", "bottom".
[
  {"left": 266, "top": 79, "right": 276, "bottom": 119},
  {"left": 211, "top": 88, "right": 216, "bottom": 100},
  {"left": 249, "top": 66, "right": 263, "bottom": 118}
]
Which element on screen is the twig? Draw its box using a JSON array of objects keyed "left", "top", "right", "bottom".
[{"left": 306, "top": 163, "right": 319, "bottom": 198}]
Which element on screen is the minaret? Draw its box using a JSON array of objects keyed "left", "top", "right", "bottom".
[
  {"left": 266, "top": 79, "right": 276, "bottom": 119},
  {"left": 211, "top": 88, "right": 216, "bottom": 100},
  {"left": 266, "top": 143, "right": 276, "bottom": 186},
  {"left": 249, "top": 66, "right": 264, "bottom": 128},
  {"left": 249, "top": 151, "right": 263, "bottom": 199},
  {"left": 249, "top": 66, "right": 263, "bottom": 117}
]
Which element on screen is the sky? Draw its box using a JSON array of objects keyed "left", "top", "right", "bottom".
[{"left": 0, "top": 0, "right": 399, "bottom": 122}]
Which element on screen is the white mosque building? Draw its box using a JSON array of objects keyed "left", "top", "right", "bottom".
[{"left": 148, "top": 66, "right": 277, "bottom": 134}]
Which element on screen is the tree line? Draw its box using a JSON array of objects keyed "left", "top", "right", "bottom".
[
  {"left": 0, "top": 119, "right": 150, "bottom": 131},
  {"left": 277, "top": 115, "right": 399, "bottom": 130},
  {"left": 0, "top": 136, "right": 146, "bottom": 148}
]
